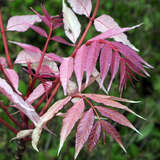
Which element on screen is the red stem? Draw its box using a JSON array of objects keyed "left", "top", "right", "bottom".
[
  {"left": 0, "top": 9, "right": 13, "bottom": 69},
  {"left": 40, "top": 81, "right": 61, "bottom": 116},
  {"left": 71, "top": 0, "right": 100, "bottom": 57},
  {"left": 0, "top": 101, "right": 22, "bottom": 128},
  {"left": 0, "top": 116, "right": 18, "bottom": 134}
]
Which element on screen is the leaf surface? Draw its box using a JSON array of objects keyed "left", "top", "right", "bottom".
[
  {"left": 100, "top": 44, "right": 112, "bottom": 88},
  {"left": 74, "top": 44, "right": 88, "bottom": 91},
  {"left": 7, "top": 15, "right": 41, "bottom": 32},
  {"left": 88, "top": 121, "right": 101, "bottom": 151},
  {"left": 67, "top": 0, "right": 92, "bottom": 17},
  {"left": 63, "top": 0, "right": 81, "bottom": 43},
  {"left": 58, "top": 99, "right": 85, "bottom": 154},
  {"left": 60, "top": 57, "right": 74, "bottom": 95},
  {"left": 75, "top": 108, "right": 94, "bottom": 159}
]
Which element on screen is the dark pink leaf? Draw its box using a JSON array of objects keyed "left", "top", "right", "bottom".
[
  {"left": 9, "top": 41, "right": 41, "bottom": 53},
  {"left": 90, "top": 24, "right": 142, "bottom": 42},
  {"left": 100, "top": 44, "right": 112, "bottom": 88},
  {"left": 51, "top": 36, "right": 73, "bottom": 46},
  {"left": 75, "top": 108, "right": 94, "bottom": 159},
  {"left": 96, "top": 106, "right": 140, "bottom": 133},
  {"left": 67, "top": 0, "right": 92, "bottom": 17},
  {"left": 74, "top": 44, "right": 88, "bottom": 91},
  {"left": 60, "top": 57, "right": 74, "bottom": 95},
  {"left": 3, "top": 68, "right": 20, "bottom": 94},
  {"left": 42, "top": 5, "right": 52, "bottom": 22},
  {"left": 0, "top": 57, "right": 7, "bottom": 68},
  {"left": 7, "top": 15, "right": 41, "bottom": 32},
  {"left": 100, "top": 120, "right": 126, "bottom": 152},
  {"left": 26, "top": 81, "right": 52, "bottom": 104},
  {"left": 0, "top": 78, "right": 40, "bottom": 125},
  {"left": 58, "top": 99, "right": 85, "bottom": 154},
  {"left": 111, "top": 41, "right": 153, "bottom": 69},
  {"left": 30, "top": 25, "right": 47, "bottom": 37},
  {"left": 107, "top": 52, "right": 120, "bottom": 92},
  {"left": 85, "top": 41, "right": 101, "bottom": 85},
  {"left": 88, "top": 121, "right": 101, "bottom": 151},
  {"left": 82, "top": 94, "right": 143, "bottom": 119},
  {"left": 120, "top": 58, "right": 126, "bottom": 94},
  {"left": 45, "top": 53, "right": 63, "bottom": 63}
]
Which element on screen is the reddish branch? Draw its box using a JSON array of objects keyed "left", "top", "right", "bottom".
[
  {"left": 71, "top": 0, "right": 100, "bottom": 57},
  {"left": 0, "top": 9, "right": 13, "bottom": 69}
]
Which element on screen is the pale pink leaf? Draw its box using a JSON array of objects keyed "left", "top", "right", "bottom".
[
  {"left": 67, "top": 0, "right": 92, "bottom": 17},
  {"left": 15, "top": 50, "right": 41, "bottom": 64},
  {"left": 9, "top": 41, "right": 41, "bottom": 53},
  {"left": 85, "top": 41, "right": 101, "bottom": 85},
  {"left": 90, "top": 24, "right": 142, "bottom": 42},
  {"left": 107, "top": 52, "right": 120, "bottom": 92},
  {"left": 94, "top": 15, "right": 139, "bottom": 51},
  {"left": 100, "top": 44, "right": 112, "bottom": 88},
  {"left": 0, "top": 78, "right": 40, "bottom": 125},
  {"left": 26, "top": 81, "right": 52, "bottom": 104},
  {"left": 100, "top": 120, "right": 126, "bottom": 152},
  {"left": 58, "top": 99, "right": 85, "bottom": 154},
  {"left": 75, "top": 108, "right": 94, "bottom": 159},
  {"left": 7, "top": 15, "right": 41, "bottom": 32},
  {"left": 82, "top": 94, "right": 144, "bottom": 119},
  {"left": 0, "top": 57, "right": 7, "bottom": 67},
  {"left": 60, "top": 57, "right": 74, "bottom": 95},
  {"left": 96, "top": 106, "right": 140, "bottom": 134},
  {"left": 51, "top": 36, "right": 73, "bottom": 46},
  {"left": 3, "top": 68, "right": 20, "bottom": 94},
  {"left": 40, "top": 96, "right": 71, "bottom": 124},
  {"left": 88, "top": 121, "right": 101, "bottom": 151},
  {"left": 45, "top": 53, "right": 63, "bottom": 63},
  {"left": 74, "top": 44, "right": 88, "bottom": 91},
  {"left": 63, "top": 0, "right": 81, "bottom": 43}
]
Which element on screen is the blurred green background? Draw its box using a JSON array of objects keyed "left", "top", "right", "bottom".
[{"left": 0, "top": 0, "right": 160, "bottom": 160}]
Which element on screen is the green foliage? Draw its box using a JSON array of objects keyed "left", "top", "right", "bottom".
[{"left": 0, "top": 0, "right": 159, "bottom": 159}]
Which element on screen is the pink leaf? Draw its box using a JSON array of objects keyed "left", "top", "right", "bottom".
[
  {"left": 3, "top": 68, "right": 20, "bottom": 94},
  {"left": 94, "top": 14, "right": 139, "bottom": 51},
  {"left": 51, "top": 36, "right": 73, "bottom": 46},
  {"left": 120, "top": 58, "right": 126, "bottom": 94},
  {"left": 60, "top": 57, "right": 74, "bottom": 95},
  {"left": 30, "top": 25, "right": 48, "bottom": 37},
  {"left": 107, "top": 52, "right": 120, "bottom": 92},
  {"left": 100, "top": 120, "right": 126, "bottom": 152},
  {"left": 26, "top": 81, "right": 52, "bottom": 104},
  {"left": 82, "top": 94, "right": 144, "bottom": 119},
  {"left": 75, "top": 108, "right": 94, "bottom": 159},
  {"left": 74, "top": 44, "right": 88, "bottom": 91},
  {"left": 67, "top": 0, "right": 92, "bottom": 17},
  {"left": 96, "top": 106, "right": 140, "bottom": 134},
  {"left": 42, "top": 5, "right": 52, "bottom": 22},
  {"left": 7, "top": 15, "right": 41, "bottom": 32},
  {"left": 100, "top": 44, "right": 112, "bottom": 88},
  {"left": 40, "top": 96, "right": 71, "bottom": 124},
  {"left": 9, "top": 41, "right": 41, "bottom": 54},
  {"left": 88, "top": 121, "right": 101, "bottom": 151},
  {"left": 85, "top": 41, "right": 101, "bottom": 85},
  {"left": 90, "top": 24, "right": 142, "bottom": 41},
  {"left": 0, "top": 57, "right": 7, "bottom": 68},
  {"left": 0, "top": 78, "right": 40, "bottom": 125},
  {"left": 58, "top": 99, "right": 85, "bottom": 154}
]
